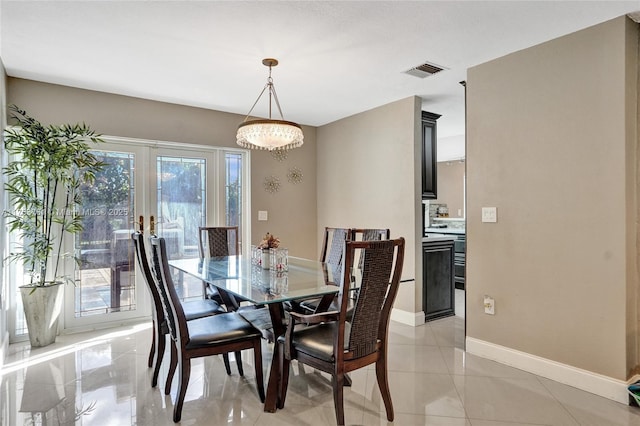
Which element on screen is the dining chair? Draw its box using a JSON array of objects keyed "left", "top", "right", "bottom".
[
  {"left": 349, "top": 228, "right": 390, "bottom": 283},
  {"left": 320, "top": 227, "right": 350, "bottom": 266},
  {"left": 350, "top": 228, "right": 390, "bottom": 241},
  {"left": 198, "top": 226, "right": 239, "bottom": 257},
  {"left": 277, "top": 237, "right": 405, "bottom": 426},
  {"left": 290, "top": 227, "right": 350, "bottom": 315},
  {"left": 110, "top": 230, "right": 135, "bottom": 309},
  {"left": 298, "top": 228, "right": 391, "bottom": 316},
  {"left": 149, "top": 236, "right": 265, "bottom": 422},
  {"left": 198, "top": 226, "right": 253, "bottom": 310},
  {"left": 131, "top": 231, "right": 230, "bottom": 389}
]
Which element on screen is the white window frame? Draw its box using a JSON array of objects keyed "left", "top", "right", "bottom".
[{"left": 7, "top": 135, "right": 251, "bottom": 339}]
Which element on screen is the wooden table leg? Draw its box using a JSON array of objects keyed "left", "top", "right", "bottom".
[
  {"left": 314, "top": 293, "right": 336, "bottom": 313},
  {"left": 263, "top": 302, "right": 285, "bottom": 412}
]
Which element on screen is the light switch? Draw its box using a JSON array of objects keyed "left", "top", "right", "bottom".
[
  {"left": 482, "top": 207, "right": 497, "bottom": 223},
  {"left": 258, "top": 210, "right": 268, "bottom": 221}
]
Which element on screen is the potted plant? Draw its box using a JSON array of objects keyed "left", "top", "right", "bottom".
[{"left": 3, "top": 105, "right": 105, "bottom": 347}]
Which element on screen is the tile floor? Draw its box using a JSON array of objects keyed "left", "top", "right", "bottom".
[{"left": 3, "top": 307, "right": 640, "bottom": 425}]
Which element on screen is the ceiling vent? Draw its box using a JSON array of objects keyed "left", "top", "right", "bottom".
[{"left": 404, "top": 61, "right": 447, "bottom": 78}]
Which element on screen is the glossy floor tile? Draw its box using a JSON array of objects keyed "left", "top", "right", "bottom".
[{"left": 3, "top": 308, "right": 640, "bottom": 425}]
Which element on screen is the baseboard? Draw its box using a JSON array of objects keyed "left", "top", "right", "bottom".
[
  {"left": 466, "top": 337, "right": 630, "bottom": 404},
  {"left": 62, "top": 317, "right": 150, "bottom": 336},
  {"left": 391, "top": 308, "right": 425, "bottom": 326}
]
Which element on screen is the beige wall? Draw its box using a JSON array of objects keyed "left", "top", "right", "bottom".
[
  {"left": 466, "top": 16, "right": 638, "bottom": 380},
  {"left": 6, "top": 79, "right": 318, "bottom": 258},
  {"left": 435, "top": 160, "right": 465, "bottom": 218},
  {"left": 317, "top": 96, "right": 422, "bottom": 314}
]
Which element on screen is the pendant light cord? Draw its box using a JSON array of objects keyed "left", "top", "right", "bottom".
[{"left": 242, "top": 63, "right": 286, "bottom": 122}]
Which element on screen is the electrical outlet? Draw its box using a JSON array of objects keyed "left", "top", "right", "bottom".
[
  {"left": 484, "top": 295, "right": 495, "bottom": 315},
  {"left": 258, "top": 210, "right": 268, "bottom": 221}
]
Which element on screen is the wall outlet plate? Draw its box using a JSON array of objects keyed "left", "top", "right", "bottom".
[
  {"left": 484, "top": 295, "right": 495, "bottom": 315},
  {"left": 482, "top": 207, "right": 497, "bottom": 223},
  {"left": 258, "top": 210, "right": 268, "bottom": 221}
]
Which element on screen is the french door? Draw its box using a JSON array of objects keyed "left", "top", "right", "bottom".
[{"left": 9, "top": 137, "right": 249, "bottom": 338}]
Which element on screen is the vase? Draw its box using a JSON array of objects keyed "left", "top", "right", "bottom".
[
  {"left": 270, "top": 247, "right": 289, "bottom": 271},
  {"left": 20, "top": 282, "right": 64, "bottom": 347},
  {"left": 261, "top": 249, "right": 270, "bottom": 270}
]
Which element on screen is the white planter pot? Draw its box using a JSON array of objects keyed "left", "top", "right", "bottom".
[{"left": 20, "top": 282, "right": 64, "bottom": 347}]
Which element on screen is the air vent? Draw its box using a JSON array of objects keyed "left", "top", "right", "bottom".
[{"left": 404, "top": 61, "right": 446, "bottom": 78}]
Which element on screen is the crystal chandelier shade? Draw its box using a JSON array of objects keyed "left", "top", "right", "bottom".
[
  {"left": 236, "top": 119, "right": 303, "bottom": 151},
  {"left": 236, "top": 58, "right": 304, "bottom": 151}
]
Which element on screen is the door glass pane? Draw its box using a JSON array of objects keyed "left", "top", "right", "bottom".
[
  {"left": 157, "top": 156, "right": 206, "bottom": 300},
  {"left": 225, "top": 153, "right": 243, "bottom": 245},
  {"left": 74, "top": 151, "right": 135, "bottom": 317},
  {"left": 156, "top": 156, "right": 206, "bottom": 259}
]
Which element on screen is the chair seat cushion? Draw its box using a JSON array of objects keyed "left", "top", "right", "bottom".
[
  {"left": 279, "top": 321, "right": 351, "bottom": 362},
  {"left": 238, "top": 307, "right": 273, "bottom": 331},
  {"left": 183, "top": 298, "right": 226, "bottom": 320},
  {"left": 298, "top": 297, "right": 323, "bottom": 314},
  {"left": 186, "top": 312, "right": 260, "bottom": 348},
  {"left": 238, "top": 307, "right": 276, "bottom": 342},
  {"left": 298, "top": 298, "right": 354, "bottom": 320},
  {"left": 205, "top": 282, "right": 252, "bottom": 304}
]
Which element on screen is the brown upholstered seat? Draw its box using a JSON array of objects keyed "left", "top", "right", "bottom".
[
  {"left": 237, "top": 306, "right": 275, "bottom": 342},
  {"left": 131, "top": 231, "right": 227, "bottom": 389},
  {"left": 278, "top": 238, "right": 405, "bottom": 426},
  {"left": 149, "top": 236, "right": 265, "bottom": 423}
]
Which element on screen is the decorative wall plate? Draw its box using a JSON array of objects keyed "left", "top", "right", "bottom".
[
  {"left": 271, "top": 149, "right": 288, "bottom": 162},
  {"left": 264, "top": 176, "right": 281, "bottom": 193},
  {"left": 287, "top": 166, "right": 303, "bottom": 184}
]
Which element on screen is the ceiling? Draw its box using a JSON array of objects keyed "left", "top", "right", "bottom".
[{"left": 1, "top": 1, "right": 639, "bottom": 149}]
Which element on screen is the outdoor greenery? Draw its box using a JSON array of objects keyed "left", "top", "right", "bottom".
[
  {"left": 78, "top": 153, "right": 132, "bottom": 260},
  {"left": 3, "top": 105, "right": 105, "bottom": 286}
]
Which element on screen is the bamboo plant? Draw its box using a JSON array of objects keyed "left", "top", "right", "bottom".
[{"left": 3, "top": 105, "right": 105, "bottom": 286}]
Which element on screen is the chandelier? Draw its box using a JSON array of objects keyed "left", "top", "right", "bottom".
[{"left": 236, "top": 58, "right": 304, "bottom": 151}]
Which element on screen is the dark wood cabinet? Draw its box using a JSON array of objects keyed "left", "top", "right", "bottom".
[
  {"left": 422, "top": 239, "right": 455, "bottom": 321},
  {"left": 453, "top": 234, "right": 466, "bottom": 290},
  {"left": 421, "top": 111, "right": 441, "bottom": 200}
]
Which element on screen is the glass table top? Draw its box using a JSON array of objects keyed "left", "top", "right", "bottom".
[{"left": 169, "top": 255, "right": 342, "bottom": 304}]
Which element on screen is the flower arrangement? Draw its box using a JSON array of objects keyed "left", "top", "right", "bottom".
[{"left": 257, "top": 232, "right": 280, "bottom": 250}]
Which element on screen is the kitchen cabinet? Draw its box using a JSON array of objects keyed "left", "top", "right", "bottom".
[
  {"left": 421, "top": 111, "right": 441, "bottom": 199},
  {"left": 425, "top": 229, "right": 465, "bottom": 289},
  {"left": 422, "top": 238, "right": 455, "bottom": 321},
  {"left": 453, "top": 234, "right": 466, "bottom": 290}
]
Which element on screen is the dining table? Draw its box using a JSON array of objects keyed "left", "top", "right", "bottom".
[{"left": 168, "top": 255, "right": 343, "bottom": 412}]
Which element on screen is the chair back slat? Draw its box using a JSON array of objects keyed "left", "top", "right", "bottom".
[
  {"left": 338, "top": 238, "right": 404, "bottom": 360},
  {"left": 132, "top": 232, "right": 165, "bottom": 328},
  {"left": 350, "top": 228, "right": 390, "bottom": 269},
  {"left": 351, "top": 228, "right": 390, "bottom": 241},
  {"left": 150, "top": 236, "right": 188, "bottom": 343},
  {"left": 321, "top": 227, "right": 349, "bottom": 265},
  {"left": 199, "top": 226, "right": 239, "bottom": 257}
]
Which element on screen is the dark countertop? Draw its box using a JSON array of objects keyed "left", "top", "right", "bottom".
[
  {"left": 421, "top": 234, "right": 456, "bottom": 243},
  {"left": 425, "top": 227, "right": 465, "bottom": 235}
]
